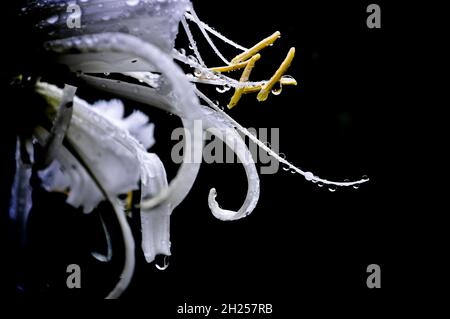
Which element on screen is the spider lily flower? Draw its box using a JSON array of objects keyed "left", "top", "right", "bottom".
[{"left": 8, "top": 0, "right": 369, "bottom": 298}]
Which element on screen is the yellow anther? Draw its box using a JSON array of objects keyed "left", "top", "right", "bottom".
[
  {"left": 231, "top": 31, "right": 281, "bottom": 64},
  {"left": 126, "top": 191, "right": 133, "bottom": 211},
  {"left": 257, "top": 47, "right": 296, "bottom": 102},
  {"left": 209, "top": 60, "right": 250, "bottom": 73},
  {"left": 228, "top": 54, "right": 261, "bottom": 109},
  {"left": 243, "top": 76, "right": 297, "bottom": 94}
]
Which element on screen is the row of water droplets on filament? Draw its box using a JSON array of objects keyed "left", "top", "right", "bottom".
[
  {"left": 194, "top": 89, "right": 369, "bottom": 189},
  {"left": 173, "top": 49, "right": 268, "bottom": 89}
]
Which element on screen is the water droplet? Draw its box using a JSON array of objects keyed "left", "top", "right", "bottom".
[
  {"left": 304, "top": 172, "right": 314, "bottom": 181},
  {"left": 126, "top": 0, "right": 140, "bottom": 6},
  {"left": 290, "top": 169, "right": 297, "bottom": 174},
  {"left": 213, "top": 100, "right": 219, "bottom": 106},
  {"left": 46, "top": 15, "right": 58, "bottom": 24},
  {"left": 318, "top": 182, "right": 324, "bottom": 187},
  {"left": 353, "top": 184, "right": 360, "bottom": 190},
  {"left": 194, "top": 69, "right": 202, "bottom": 77},
  {"left": 362, "top": 175, "right": 368, "bottom": 180},
  {"left": 179, "top": 48, "right": 186, "bottom": 56},
  {"left": 216, "top": 84, "right": 231, "bottom": 93},
  {"left": 187, "top": 55, "right": 198, "bottom": 64},
  {"left": 282, "top": 75, "right": 295, "bottom": 81},
  {"left": 328, "top": 186, "right": 336, "bottom": 192},
  {"left": 282, "top": 166, "right": 290, "bottom": 171},
  {"left": 155, "top": 256, "right": 170, "bottom": 271},
  {"left": 104, "top": 72, "right": 110, "bottom": 76},
  {"left": 271, "top": 82, "right": 283, "bottom": 95}
]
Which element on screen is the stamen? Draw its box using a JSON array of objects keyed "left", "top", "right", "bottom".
[
  {"left": 228, "top": 54, "right": 261, "bottom": 109},
  {"left": 231, "top": 31, "right": 281, "bottom": 64},
  {"left": 209, "top": 60, "right": 250, "bottom": 73},
  {"left": 126, "top": 191, "right": 133, "bottom": 212},
  {"left": 257, "top": 47, "right": 296, "bottom": 102},
  {"left": 243, "top": 76, "right": 298, "bottom": 94}
]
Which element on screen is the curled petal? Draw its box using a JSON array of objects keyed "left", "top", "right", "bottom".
[{"left": 205, "top": 126, "right": 260, "bottom": 221}]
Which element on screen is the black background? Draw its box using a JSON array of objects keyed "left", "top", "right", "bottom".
[{"left": 0, "top": 0, "right": 438, "bottom": 312}]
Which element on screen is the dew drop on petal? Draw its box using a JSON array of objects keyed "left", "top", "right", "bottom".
[
  {"left": 46, "top": 15, "right": 58, "bottom": 24},
  {"left": 194, "top": 69, "right": 202, "bottom": 77},
  {"left": 187, "top": 55, "right": 198, "bottom": 64},
  {"left": 126, "top": 0, "right": 140, "bottom": 7}
]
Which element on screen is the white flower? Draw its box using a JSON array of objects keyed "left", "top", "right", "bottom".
[{"left": 11, "top": 0, "right": 369, "bottom": 298}]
